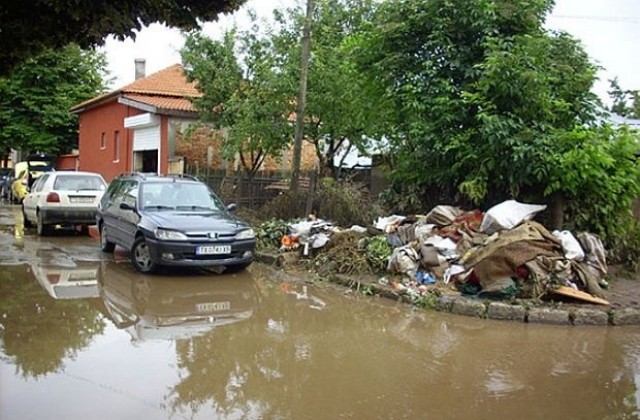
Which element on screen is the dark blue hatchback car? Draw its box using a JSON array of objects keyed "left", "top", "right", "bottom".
[{"left": 97, "top": 173, "right": 256, "bottom": 274}]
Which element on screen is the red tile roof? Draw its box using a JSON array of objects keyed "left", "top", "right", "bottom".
[
  {"left": 122, "top": 94, "right": 197, "bottom": 113},
  {"left": 121, "top": 64, "right": 202, "bottom": 97},
  {"left": 70, "top": 63, "right": 202, "bottom": 114}
]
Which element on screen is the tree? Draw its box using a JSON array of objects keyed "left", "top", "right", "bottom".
[
  {"left": 274, "top": 0, "right": 392, "bottom": 178},
  {"left": 608, "top": 77, "right": 640, "bottom": 119},
  {"left": 181, "top": 25, "right": 295, "bottom": 178},
  {"left": 0, "top": 44, "right": 107, "bottom": 157},
  {"left": 354, "top": 0, "right": 639, "bottom": 237},
  {"left": 0, "top": 0, "right": 246, "bottom": 76}
]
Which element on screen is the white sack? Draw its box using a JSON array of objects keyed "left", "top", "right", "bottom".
[
  {"left": 374, "top": 215, "right": 406, "bottom": 232},
  {"left": 552, "top": 230, "right": 585, "bottom": 261},
  {"left": 480, "top": 200, "right": 547, "bottom": 234}
]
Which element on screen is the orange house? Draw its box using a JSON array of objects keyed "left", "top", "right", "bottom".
[{"left": 70, "top": 61, "right": 201, "bottom": 182}]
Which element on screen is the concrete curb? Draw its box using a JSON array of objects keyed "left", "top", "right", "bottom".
[{"left": 255, "top": 251, "right": 639, "bottom": 327}]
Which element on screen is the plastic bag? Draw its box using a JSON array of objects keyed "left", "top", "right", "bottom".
[
  {"left": 480, "top": 200, "right": 547, "bottom": 234},
  {"left": 552, "top": 230, "right": 585, "bottom": 261}
]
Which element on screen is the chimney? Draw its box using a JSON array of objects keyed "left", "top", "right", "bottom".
[{"left": 134, "top": 58, "right": 146, "bottom": 80}]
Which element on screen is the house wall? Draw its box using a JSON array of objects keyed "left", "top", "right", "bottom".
[
  {"left": 56, "top": 154, "right": 78, "bottom": 171},
  {"left": 174, "top": 124, "right": 319, "bottom": 172},
  {"left": 78, "top": 101, "right": 170, "bottom": 182},
  {"left": 175, "top": 125, "right": 231, "bottom": 170},
  {"left": 159, "top": 115, "right": 170, "bottom": 174},
  {"left": 78, "top": 101, "right": 132, "bottom": 181}
]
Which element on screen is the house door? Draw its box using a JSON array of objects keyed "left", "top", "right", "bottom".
[
  {"left": 132, "top": 125, "right": 160, "bottom": 174},
  {"left": 136, "top": 150, "right": 158, "bottom": 173}
]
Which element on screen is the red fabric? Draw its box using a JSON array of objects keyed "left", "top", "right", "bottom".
[{"left": 438, "top": 210, "right": 484, "bottom": 242}]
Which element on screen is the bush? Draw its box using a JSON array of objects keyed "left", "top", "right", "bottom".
[
  {"left": 261, "top": 177, "right": 383, "bottom": 227},
  {"left": 312, "top": 231, "right": 371, "bottom": 275},
  {"left": 603, "top": 216, "right": 640, "bottom": 272}
]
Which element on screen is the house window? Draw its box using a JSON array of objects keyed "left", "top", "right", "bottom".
[
  {"left": 100, "top": 132, "right": 106, "bottom": 150},
  {"left": 113, "top": 130, "right": 120, "bottom": 162}
]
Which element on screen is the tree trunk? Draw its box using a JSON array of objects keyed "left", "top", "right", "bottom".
[
  {"left": 547, "top": 192, "right": 565, "bottom": 231},
  {"left": 289, "top": 0, "right": 315, "bottom": 219}
]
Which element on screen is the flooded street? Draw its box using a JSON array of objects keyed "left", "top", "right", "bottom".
[{"left": 1, "top": 204, "right": 640, "bottom": 419}]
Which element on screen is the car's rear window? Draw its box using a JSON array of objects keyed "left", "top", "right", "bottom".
[{"left": 54, "top": 175, "right": 106, "bottom": 191}]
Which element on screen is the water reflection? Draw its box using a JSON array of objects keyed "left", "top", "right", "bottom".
[
  {"left": 30, "top": 262, "right": 100, "bottom": 299},
  {"left": 0, "top": 264, "right": 105, "bottom": 378},
  {"left": 1, "top": 255, "right": 640, "bottom": 419},
  {"left": 98, "top": 263, "right": 257, "bottom": 341}
]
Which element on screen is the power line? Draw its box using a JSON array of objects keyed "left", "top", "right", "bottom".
[{"left": 551, "top": 14, "right": 640, "bottom": 24}]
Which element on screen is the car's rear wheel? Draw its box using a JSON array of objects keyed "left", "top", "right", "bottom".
[
  {"left": 22, "top": 205, "right": 33, "bottom": 228},
  {"left": 100, "top": 224, "right": 115, "bottom": 253},
  {"left": 131, "top": 236, "right": 157, "bottom": 274},
  {"left": 36, "top": 211, "right": 49, "bottom": 236}
]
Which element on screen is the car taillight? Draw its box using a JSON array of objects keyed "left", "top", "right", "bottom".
[
  {"left": 46, "top": 192, "right": 60, "bottom": 203},
  {"left": 47, "top": 273, "right": 60, "bottom": 284}
]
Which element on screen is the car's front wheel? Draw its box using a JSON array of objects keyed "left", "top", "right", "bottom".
[
  {"left": 100, "top": 223, "right": 115, "bottom": 253},
  {"left": 131, "top": 236, "right": 157, "bottom": 274}
]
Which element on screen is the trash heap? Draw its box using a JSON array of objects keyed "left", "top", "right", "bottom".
[{"left": 260, "top": 200, "right": 610, "bottom": 305}]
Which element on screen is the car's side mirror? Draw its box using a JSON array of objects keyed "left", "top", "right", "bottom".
[
  {"left": 226, "top": 203, "right": 237, "bottom": 213},
  {"left": 120, "top": 202, "right": 136, "bottom": 211}
]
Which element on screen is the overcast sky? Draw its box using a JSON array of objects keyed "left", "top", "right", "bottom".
[{"left": 101, "top": 0, "right": 640, "bottom": 104}]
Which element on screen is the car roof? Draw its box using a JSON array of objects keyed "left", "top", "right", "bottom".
[
  {"left": 53, "top": 171, "right": 105, "bottom": 177},
  {"left": 117, "top": 173, "right": 200, "bottom": 183}
]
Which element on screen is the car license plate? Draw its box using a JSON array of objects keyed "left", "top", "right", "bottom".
[
  {"left": 196, "top": 301, "right": 231, "bottom": 312},
  {"left": 196, "top": 245, "right": 231, "bottom": 255},
  {"left": 70, "top": 196, "right": 94, "bottom": 204}
]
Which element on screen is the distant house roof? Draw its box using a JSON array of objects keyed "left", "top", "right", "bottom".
[
  {"left": 608, "top": 113, "right": 640, "bottom": 128},
  {"left": 70, "top": 64, "right": 202, "bottom": 116}
]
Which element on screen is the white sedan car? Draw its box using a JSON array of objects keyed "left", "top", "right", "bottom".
[{"left": 22, "top": 171, "right": 107, "bottom": 235}]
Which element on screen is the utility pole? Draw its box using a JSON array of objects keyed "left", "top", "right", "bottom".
[{"left": 289, "top": 0, "right": 314, "bottom": 218}]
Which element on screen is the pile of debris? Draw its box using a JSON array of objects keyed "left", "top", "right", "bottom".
[{"left": 259, "top": 200, "right": 610, "bottom": 305}]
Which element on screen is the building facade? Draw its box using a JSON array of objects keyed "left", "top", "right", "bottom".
[{"left": 70, "top": 62, "right": 200, "bottom": 182}]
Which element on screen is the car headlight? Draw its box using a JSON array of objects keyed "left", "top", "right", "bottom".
[
  {"left": 235, "top": 228, "right": 255, "bottom": 240},
  {"left": 154, "top": 228, "right": 188, "bottom": 240}
]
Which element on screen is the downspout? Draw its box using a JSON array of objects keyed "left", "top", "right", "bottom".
[{"left": 126, "top": 101, "right": 132, "bottom": 172}]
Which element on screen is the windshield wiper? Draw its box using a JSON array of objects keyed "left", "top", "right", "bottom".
[
  {"left": 176, "top": 205, "right": 217, "bottom": 211},
  {"left": 144, "top": 205, "right": 176, "bottom": 210}
]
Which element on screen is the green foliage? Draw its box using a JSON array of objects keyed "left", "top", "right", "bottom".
[
  {"left": 273, "top": 0, "right": 393, "bottom": 177},
  {"left": 182, "top": 24, "right": 295, "bottom": 176},
  {"left": 608, "top": 77, "right": 640, "bottom": 119},
  {"left": 378, "top": 184, "right": 427, "bottom": 215},
  {"left": 365, "top": 235, "right": 393, "bottom": 272},
  {"left": 255, "top": 219, "right": 290, "bottom": 251},
  {"left": 1, "top": 0, "right": 245, "bottom": 75},
  {"left": 353, "top": 0, "right": 602, "bottom": 203},
  {"left": 413, "top": 292, "right": 439, "bottom": 310},
  {"left": 605, "top": 217, "right": 640, "bottom": 271},
  {"left": 0, "top": 44, "right": 107, "bottom": 156},
  {"left": 350, "top": 0, "right": 640, "bottom": 261}
]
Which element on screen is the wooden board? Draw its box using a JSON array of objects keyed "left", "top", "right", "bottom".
[{"left": 552, "top": 286, "right": 610, "bottom": 305}]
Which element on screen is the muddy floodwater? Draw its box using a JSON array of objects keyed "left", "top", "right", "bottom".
[{"left": 1, "top": 204, "right": 640, "bottom": 419}]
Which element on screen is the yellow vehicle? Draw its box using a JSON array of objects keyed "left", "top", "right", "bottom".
[{"left": 10, "top": 154, "right": 56, "bottom": 203}]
